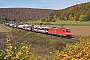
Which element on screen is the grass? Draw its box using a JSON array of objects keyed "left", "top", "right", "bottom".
[
  {"left": 0, "top": 29, "right": 78, "bottom": 59},
  {"left": 34, "top": 20, "right": 90, "bottom": 26},
  {"left": 0, "top": 33, "right": 90, "bottom": 60},
  {"left": 50, "top": 20, "right": 90, "bottom": 26},
  {"left": 0, "top": 24, "right": 12, "bottom": 30},
  {"left": 18, "top": 19, "right": 90, "bottom": 26}
]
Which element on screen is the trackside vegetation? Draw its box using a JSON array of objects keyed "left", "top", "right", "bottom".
[
  {"left": 53, "top": 36, "right": 90, "bottom": 60},
  {"left": 0, "top": 36, "right": 34, "bottom": 60},
  {"left": 0, "top": 34, "right": 90, "bottom": 60}
]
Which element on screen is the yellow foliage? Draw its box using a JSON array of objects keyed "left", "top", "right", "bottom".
[
  {"left": 0, "top": 36, "right": 35, "bottom": 60},
  {"left": 1, "top": 36, "right": 90, "bottom": 60},
  {"left": 53, "top": 36, "right": 90, "bottom": 60}
]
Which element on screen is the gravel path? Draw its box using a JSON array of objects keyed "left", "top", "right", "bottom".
[{"left": 0, "top": 25, "right": 10, "bottom": 32}]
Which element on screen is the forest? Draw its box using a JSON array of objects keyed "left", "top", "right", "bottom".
[
  {"left": 41, "top": 2, "right": 90, "bottom": 22},
  {"left": 1, "top": 2, "right": 90, "bottom": 23},
  {"left": 0, "top": 8, "right": 53, "bottom": 22}
]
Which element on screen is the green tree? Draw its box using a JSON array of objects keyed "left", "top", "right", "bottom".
[
  {"left": 85, "top": 8, "right": 90, "bottom": 21},
  {"left": 51, "top": 15, "right": 57, "bottom": 22},
  {"left": 79, "top": 15, "right": 86, "bottom": 21},
  {"left": 70, "top": 17, "right": 75, "bottom": 21},
  {"left": 65, "top": 12, "right": 70, "bottom": 20},
  {"left": 41, "top": 18, "right": 46, "bottom": 22}
]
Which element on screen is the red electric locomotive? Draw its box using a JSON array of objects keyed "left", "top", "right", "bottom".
[{"left": 48, "top": 27, "right": 71, "bottom": 37}]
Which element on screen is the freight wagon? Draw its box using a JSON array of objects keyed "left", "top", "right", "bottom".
[{"left": 4, "top": 22, "right": 72, "bottom": 38}]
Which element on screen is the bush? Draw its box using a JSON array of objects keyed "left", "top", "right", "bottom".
[
  {"left": 1, "top": 34, "right": 90, "bottom": 60},
  {"left": 53, "top": 36, "right": 90, "bottom": 60},
  {"left": 0, "top": 36, "right": 34, "bottom": 60},
  {"left": 52, "top": 41, "right": 66, "bottom": 50}
]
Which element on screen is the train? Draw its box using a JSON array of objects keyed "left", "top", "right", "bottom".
[{"left": 4, "top": 23, "right": 72, "bottom": 38}]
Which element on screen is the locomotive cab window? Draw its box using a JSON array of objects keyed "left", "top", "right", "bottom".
[{"left": 66, "top": 29, "right": 71, "bottom": 32}]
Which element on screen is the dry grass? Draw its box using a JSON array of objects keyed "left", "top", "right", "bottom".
[
  {"left": 0, "top": 25, "right": 9, "bottom": 32},
  {"left": 0, "top": 29, "right": 78, "bottom": 59}
]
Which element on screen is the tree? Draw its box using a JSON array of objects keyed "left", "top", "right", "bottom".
[
  {"left": 70, "top": 17, "right": 75, "bottom": 21},
  {"left": 68, "top": 14, "right": 72, "bottom": 20},
  {"left": 85, "top": 8, "right": 90, "bottom": 21},
  {"left": 65, "top": 12, "right": 70, "bottom": 20},
  {"left": 41, "top": 18, "right": 46, "bottom": 22},
  {"left": 52, "top": 15, "right": 57, "bottom": 22},
  {"left": 79, "top": 15, "right": 86, "bottom": 21},
  {"left": 47, "top": 16, "right": 53, "bottom": 22}
]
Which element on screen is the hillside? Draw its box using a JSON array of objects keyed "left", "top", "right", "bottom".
[
  {"left": 41, "top": 2, "right": 90, "bottom": 22},
  {"left": 0, "top": 8, "right": 54, "bottom": 22}
]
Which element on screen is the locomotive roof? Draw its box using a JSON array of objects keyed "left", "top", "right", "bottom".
[{"left": 51, "top": 27, "right": 70, "bottom": 30}]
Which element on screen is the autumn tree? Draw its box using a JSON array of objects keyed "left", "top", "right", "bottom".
[
  {"left": 85, "top": 8, "right": 90, "bottom": 21},
  {"left": 79, "top": 15, "right": 86, "bottom": 21},
  {"left": 52, "top": 15, "right": 57, "bottom": 22},
  {"left": 47, "top": 2, "right": 90, "bottom": 21},
  {"left": 0, "top": 8, "right": 53, "bottom": 22}
]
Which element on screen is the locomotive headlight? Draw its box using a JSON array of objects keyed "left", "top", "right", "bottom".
[{"left": 66, "top": 33, "right": 71, "bottom": 34}]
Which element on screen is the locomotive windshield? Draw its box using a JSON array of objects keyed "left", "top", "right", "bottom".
[{"left": 66, "top": 29, "right": 71, "bottom": 32}]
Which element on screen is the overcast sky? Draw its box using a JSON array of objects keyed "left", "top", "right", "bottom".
[{"left": 0, "top": 0, "right": 90, "bottom": 10}]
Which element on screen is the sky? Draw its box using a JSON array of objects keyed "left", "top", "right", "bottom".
[{"left": 0, "top": 0, "right": 90, "bottom": 10}]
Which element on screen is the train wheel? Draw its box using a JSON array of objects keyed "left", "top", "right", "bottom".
[
  {"left": 66, "top": 36, "right": 70, "bottom": 39},
  {"left": 61, "top": 35, "right": 64, "bottom": 38},
  {"left": 57, "top": 35, "right": 59, "bottom": 37},
  {"left": 51, "top": 34, "right": 53, "bottom": 36}
]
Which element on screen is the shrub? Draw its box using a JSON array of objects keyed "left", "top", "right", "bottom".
[
  {"left": 53, "top": 36, "right": 90, "bottom": 60},
  {"left": 0, "top": 36, "right": 34, "bottom": 60},
  {"left": 52, "top": 41, "right": 66, "bottom": 50}
]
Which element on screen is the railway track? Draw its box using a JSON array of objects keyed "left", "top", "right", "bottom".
[
  {"left": 46, "top": 34, "right": 79, "bottom": 42},
  {"left": 4, "top": 23, "right": 79, "bottom": 43},
  {"left": 17, "top": 28, "right": 79, "bottom": 43}
]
